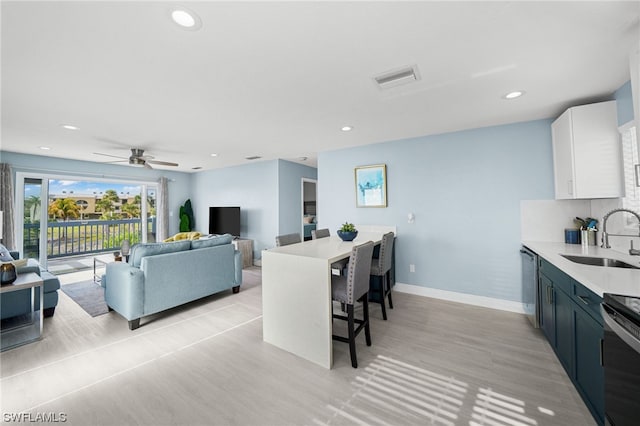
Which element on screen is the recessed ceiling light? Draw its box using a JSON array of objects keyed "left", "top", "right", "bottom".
[
  {"left": 170, "top": 7, "right": 202, "bottom": 30},
  {"left": 210, "top": 153, "right": 218, "bottom": 157},
  {"left": 39, "top": 146, "right": 51, "bottom": 150},
  {"left": 61, "top": 124, "right": 78, "bottom": 130},
  {"left": 504, "top": 91, "right": 525, "bottom": 100},
  {"left": 341, "top": 126, "right": 353, "bottom": 132}
]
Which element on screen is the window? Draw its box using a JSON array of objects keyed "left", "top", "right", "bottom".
[{"left": 621, "top": 123, "right": 639, "bottom": 227}]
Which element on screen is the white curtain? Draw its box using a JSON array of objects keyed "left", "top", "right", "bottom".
[
  {"left": 0, "top": 163, "right": 16, "bottom": 248},
  {"left": 156, "top": 177, "right": 169, "bottom": 241}
]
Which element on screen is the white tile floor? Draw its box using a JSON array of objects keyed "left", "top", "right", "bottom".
[{"left": 0, "top": 268, "right": 596, "bottom": 425}]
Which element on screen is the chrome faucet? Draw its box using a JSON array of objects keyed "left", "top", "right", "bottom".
[{"left": 601, "top": 208, "right": 640, "bottom": 255}]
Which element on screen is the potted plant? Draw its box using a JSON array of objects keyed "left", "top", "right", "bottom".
[{"left": 337, "top": 222, "right": 358, "bottom": 241}]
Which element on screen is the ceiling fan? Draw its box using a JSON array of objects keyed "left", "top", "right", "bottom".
[{"left": 93, "top": 148, "right": 178, "bottom": 169}]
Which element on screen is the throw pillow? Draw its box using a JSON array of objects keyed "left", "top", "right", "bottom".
[
  {"left": 1, "top": 258, "right": 28, "bottom": 268},
  {"left": 0, "top": 244, "right": 14, "bottom": 262},
  {"left": 163, "top": 232, "right": 202, "bottom": 242}
]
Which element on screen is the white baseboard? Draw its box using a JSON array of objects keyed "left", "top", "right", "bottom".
[{"left": 394, "top": 282, "right": 526, "bottom": 314}]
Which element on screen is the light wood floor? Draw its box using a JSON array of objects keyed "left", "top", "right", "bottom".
[{"left": 0, "top": 267, "right": 595, "bottom": 426}]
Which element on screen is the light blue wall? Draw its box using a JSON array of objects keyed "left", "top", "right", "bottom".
[
  {"left": 190, "top": 160, "right": 279, "bottom": 260},
  {"left": 615, "top": 80, "right": 634, "bottom": 126},
  {"left": 277, "top": 159, "right": 317, "bottom": 236},
  {"left": 191, "top": 159, "right": 317, "bottom": 260},
  {"left": 0, "top": 151, "right": 191, "bottom": 236},
  {"left": 318, "top": 119, "right": 554, "bottom": 303}
]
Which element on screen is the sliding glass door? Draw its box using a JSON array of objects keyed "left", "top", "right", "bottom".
[
  {"left": 22, "top": 177, "right": 46, "bottom": 265},
  {"left": 15, "top": 173, "right": 157, "bottom": 271}
]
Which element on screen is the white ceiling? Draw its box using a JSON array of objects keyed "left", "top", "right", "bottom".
[{"left": 2, "top": 1, "right": 639, "bottom": 172}]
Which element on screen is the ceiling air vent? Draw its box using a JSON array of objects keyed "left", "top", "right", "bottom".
[{"left": 373, "top": 65, "right": 420, "bottom": 90}]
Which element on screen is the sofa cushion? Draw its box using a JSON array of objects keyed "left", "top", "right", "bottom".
[
  {"left": 191, "top": 234, "right": 233, "bottom": 250},
  {"left": 128, "top": 240, "right": 191, "bottom": 268}
]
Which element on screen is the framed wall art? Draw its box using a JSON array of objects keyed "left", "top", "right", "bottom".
[{"left": 354, "top": 164, "right": 387, "bottom": 207}]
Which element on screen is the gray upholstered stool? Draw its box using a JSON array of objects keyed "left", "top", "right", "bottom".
[{"left": 331, "top": 241, "right": 374, "bottom": 368}]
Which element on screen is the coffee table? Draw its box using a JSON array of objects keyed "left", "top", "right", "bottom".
[
  {"left": 93, "top": 254, "right": 120, "bottom": 283},
  {"left": 1, "top": 272, "right": 44, "bottom": 351}
]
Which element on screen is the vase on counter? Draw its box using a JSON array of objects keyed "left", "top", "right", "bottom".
[
  {"left": 337, "top": 230, "right": 358, "bottom": 241},
  {"left": 0, "top": 263, "right": 17, "bottom": 285}
]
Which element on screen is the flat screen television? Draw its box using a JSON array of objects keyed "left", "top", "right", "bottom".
[{"left": 209, "top": 207, "right": 241, "bottom": 237}]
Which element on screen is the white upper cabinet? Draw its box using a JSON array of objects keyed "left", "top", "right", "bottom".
[{"left": 551, "top": 101, "right": 623, "bottom": 199}]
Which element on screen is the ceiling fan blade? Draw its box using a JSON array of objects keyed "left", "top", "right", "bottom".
[
  {"left": 147, "top": 159, "right": 179, "bottom": 167},
  {"left": 93, "top": 152, "right": 127, "bottom": 160}
]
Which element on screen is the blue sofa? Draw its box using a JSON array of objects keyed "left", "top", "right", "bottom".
[
  {"left": 1, "top": 252, "right": 60, "bottom": 320},
  {"left": 102, "top": 234, "right": 242, "bottom": 330}
]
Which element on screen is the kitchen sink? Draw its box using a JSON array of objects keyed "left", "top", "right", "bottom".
[{"left": 560, "top": 254, "right": 640, "bottom": 269}]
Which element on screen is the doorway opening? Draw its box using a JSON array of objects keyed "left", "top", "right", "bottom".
[{"left": 302, "top": 179, "right": 317, "bottom": 241}]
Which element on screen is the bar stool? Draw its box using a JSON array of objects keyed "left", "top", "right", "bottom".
[
  {"left": 369, "top": 231, "right": 394, "bottom": 320},
  {"left": 311, "top": 228, "right": 330, "bottom": 239},
  {"left": 312, "top": 228, "right": 348, "bottom": 275},
  {"left": 275, "top": 233, "right": 301, "bottom": 247},
  {"left": 331, "top": 241, "right": 375, "bottom": 368}
]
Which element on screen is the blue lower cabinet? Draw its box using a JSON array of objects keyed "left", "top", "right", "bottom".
[
  {"left": 539, "top": 258, "right": 604, "bottom": 426},
  {"left": 555, "top": 288, "right": 574, "bottom": 375},
  {"left": 574, "top": 307, "right": 605, "bottom": 424},
  {"left": 539, "top": 274, "right": 556, "bottom": 344}
]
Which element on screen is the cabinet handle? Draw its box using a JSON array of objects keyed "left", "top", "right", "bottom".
[
  {"left": 635, "top": 164, "right": 640, "bottom": 187},
  {"left": 577, "top": 295, "right": 590, "bottom": 305},
  {"left": 545, "top": 286, "right": 549, "bottom": 304},
  {"left": 600, "top": 339, "right": 604, "bottom": 366}
]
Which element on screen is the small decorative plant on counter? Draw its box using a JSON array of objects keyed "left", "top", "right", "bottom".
[{"left": 337, "top": 222, "right": 358, "bottom": 241}]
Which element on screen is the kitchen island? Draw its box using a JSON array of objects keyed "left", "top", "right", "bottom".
[{"left": 262, "top": 231, "right": 386, "bottom": 369}]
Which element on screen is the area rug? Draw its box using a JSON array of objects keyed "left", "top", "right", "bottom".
[{"left": 61, "top": 280, "right": 109, "bottom": 317}]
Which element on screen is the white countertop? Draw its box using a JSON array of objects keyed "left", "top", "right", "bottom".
[
  {"left": 267, "top": 232, "right": 384, "bottom": 263},
  {"left": 522, "top": 241, "right": 640, "bottom": 298}
]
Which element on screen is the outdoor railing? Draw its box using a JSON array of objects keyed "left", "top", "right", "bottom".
[{"left": 23, "top": 218, "right": 155, "bottom": 259}]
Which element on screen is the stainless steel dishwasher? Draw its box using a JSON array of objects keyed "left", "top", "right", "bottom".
[
  {"left": 602, "top": 293, "right": 640, "bottom": 425},
  {"left": 520, "top": 246, "right": 539, "bottom": 328}
]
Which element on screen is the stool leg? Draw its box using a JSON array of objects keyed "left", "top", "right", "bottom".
[
  {"left": 379, "top": 276, "right": 388, "bottom": 321},
  {"left": 347, "top": 304, "right": 357, "bottom": 368},
  {"left": 363, "top": 295, "right": 371, "bottom": 346},
  {"left": 386, "top": 271, "right": 394, "bottom": 309}
]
